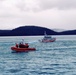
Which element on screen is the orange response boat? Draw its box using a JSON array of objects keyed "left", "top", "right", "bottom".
[
  {"left": 11, "top": 43, "right": 36, "bottom": 52},
  {"left": 11, "top": 47, "right": 36, "bottom": 52}
]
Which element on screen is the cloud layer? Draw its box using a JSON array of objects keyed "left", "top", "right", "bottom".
[
  {"left": 39, "top": 0, "right": 76, "bottom": 10},
  {"left": 0, "top": 0, "right": 76, "bottom": 30},
  {"left": 0, "top": 0, "right": 76, "bottom": 13}
]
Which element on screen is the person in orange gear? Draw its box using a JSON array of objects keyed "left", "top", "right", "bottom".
[
  {"left": 25, "top": 43, "right": 29, "bottom": 48},
  {"left": 16, "top": 43, "right": 18, "bottom": 48}
]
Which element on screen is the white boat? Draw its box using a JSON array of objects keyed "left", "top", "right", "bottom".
[{"left": 39, "top": 32, "right": 56, "bottom": 43}]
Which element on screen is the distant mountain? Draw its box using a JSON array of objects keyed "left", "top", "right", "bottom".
[
  {"left": 9, "top": 26, "right": 58, "bottom": 36},
  {"left": 0, "top": 30, "right": 11, "bottom": 36},
  {"left": 59, "top": 30, "right": 76, "bottom": 35},
  {"left": 53, "top": 29, "right": 66, "bottom": 32},
  {"left": 0, "top": 26, "right": 76, "bottom": 36}
]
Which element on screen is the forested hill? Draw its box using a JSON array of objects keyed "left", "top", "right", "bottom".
[
  {"left": 0, "top": 26, "right": 76, "bottom": 36},
  {"left": 59, "top": 30, "right": 76, "bottom": 35},
  {"left": 9, "top": 26, "right": 58, "bottom": 36}
]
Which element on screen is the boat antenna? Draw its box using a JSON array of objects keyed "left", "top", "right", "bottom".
[{"left": 44, "top": 31, "right": 47, "bottom": 37}]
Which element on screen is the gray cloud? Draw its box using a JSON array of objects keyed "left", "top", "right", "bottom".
[
  {"left": 0, "top": 0, "right": 76, "bottom": 30},
  {"left": 1, "top": 0, "right": 76, "bottom": 13},
  {"left": 0, "top": 0, "right": 5, "bottom": 1},
  {"left": 39, "top": 0, "right": 76, "bottom": 10},
  {"left": 14, "top": 0, "right": 76, "bottom": 12},
  {"left": 0, "top": 0, "right": 76, "bottom": 13},
  {"left": 15, "top": 0, "right": 40, "bottom": 12}
]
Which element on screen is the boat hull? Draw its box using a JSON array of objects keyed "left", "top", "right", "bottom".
[
  {"left": 39, "top": 38, "right": 56, "bottom": 43},
  {"left": 11, "top": 47, "right": 36, "bottom": 52}
]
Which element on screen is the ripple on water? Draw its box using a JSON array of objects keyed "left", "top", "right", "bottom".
[{"left": 0, "top": 36, "right": 76, "bottom": 75}]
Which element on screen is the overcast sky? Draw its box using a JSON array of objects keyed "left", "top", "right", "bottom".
[{"left": 0, "top": 0, "right": 76, "bottom": 30}]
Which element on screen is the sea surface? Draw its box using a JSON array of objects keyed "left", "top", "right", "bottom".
[{"left": 0, "top": 35, "right": 76, "bottom": 75}]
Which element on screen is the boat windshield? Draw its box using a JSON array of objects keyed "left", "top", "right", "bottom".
[{"left": 44, "top": 35, "right": 52, "bottom": 38}]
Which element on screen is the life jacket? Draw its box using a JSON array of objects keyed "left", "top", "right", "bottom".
[
  {"left": 16, "top": 43, "right": 18, "bottom": 48},
  {"left": 25, "top": 43, "right": 29, "bottom": 48}
]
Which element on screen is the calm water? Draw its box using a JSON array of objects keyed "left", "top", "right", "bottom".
[{"left": 0, "top": 35, "right": 76, "bottom": 75}]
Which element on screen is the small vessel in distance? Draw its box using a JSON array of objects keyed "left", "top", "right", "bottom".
[{"left": 39, "top": 31, "right": 56, "bottom": 43}]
